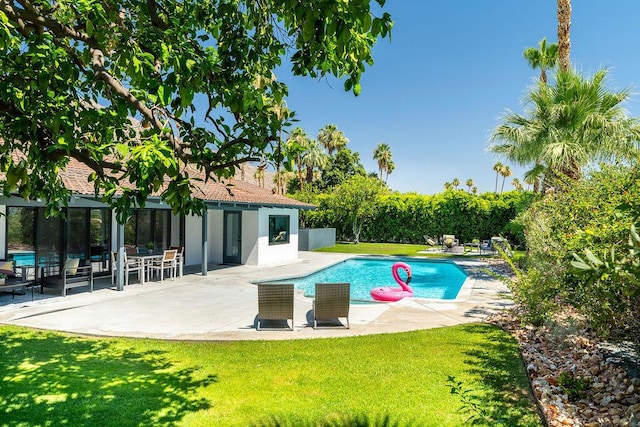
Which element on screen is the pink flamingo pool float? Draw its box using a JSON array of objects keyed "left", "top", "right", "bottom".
[{"left": 370, "top": 262, "right": 413, "bottom": 302}]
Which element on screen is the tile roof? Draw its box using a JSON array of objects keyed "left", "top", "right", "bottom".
[{"left": 4, "top": 154, "right": 313, "bottom": 209}]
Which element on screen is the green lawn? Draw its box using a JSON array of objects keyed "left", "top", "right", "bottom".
[
  {"left": 0, "top": 324, "right": 542, "bottom": 426},
  {"left": 314, "top": 242, "right": 440, "bottom": 257}
]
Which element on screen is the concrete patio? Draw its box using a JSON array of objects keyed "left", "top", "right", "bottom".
[{"left": 0, "top": 252, "right": 513, "bottom": 340}]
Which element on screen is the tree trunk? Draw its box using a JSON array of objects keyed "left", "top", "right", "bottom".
[
  {"left": 297, "top": 156, "right": 303, "bottom": 191},
  {"left": 305, "top": 166, "right": 314, "bottom": 183},
  {"left": 557, "top": 0, "right": 571, "bottom": 72}
]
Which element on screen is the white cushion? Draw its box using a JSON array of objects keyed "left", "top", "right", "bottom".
[{"left": 65, "top": 258, "right": 80, "bottom": 275}]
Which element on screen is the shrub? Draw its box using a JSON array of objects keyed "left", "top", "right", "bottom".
[{"left": 516, "top": 164, "right": 640, "bottom": 345}]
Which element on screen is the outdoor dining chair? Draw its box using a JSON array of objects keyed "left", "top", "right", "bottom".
[
  {"left": 169, "top": 246, "right": 184, "bottom": 278},
  {"left": 147, "top": 249, "right": 177, "bottom": 283},
  {"left": 111, "top": 251, "right": 143, "bottom": 286},
  {"left": 257, "top": 283, "right": 294, "bottom": 331},
  {"left": 313, "top": 282, "right": 351, "bottom": 329}
]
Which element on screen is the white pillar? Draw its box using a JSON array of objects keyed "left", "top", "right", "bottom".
[
  {"left": 116, "top": 222, "right": 125, "bottom": 291},
  {"left": 201, "top": 208, "right": 208, "bottom": 276}
]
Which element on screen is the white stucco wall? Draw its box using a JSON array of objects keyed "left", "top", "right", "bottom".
[
  {"left": 210, "top": 210, "right": 223, "bottom": 264},
  {"left": 184, "top": 214, "right": 203, "bottom": 266},
  {"left": 252, "top": 207, "right": 298, "bottom": 265}
]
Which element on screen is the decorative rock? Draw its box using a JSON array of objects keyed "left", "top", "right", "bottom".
[{"left": 486, "top": 304, "right": 640, "bottom": 427}]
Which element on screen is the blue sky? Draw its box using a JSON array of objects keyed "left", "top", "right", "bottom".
[{"left": 274, "top": 1, "right": 640, "bottom": 194}]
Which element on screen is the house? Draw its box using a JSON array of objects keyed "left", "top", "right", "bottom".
[{"left": 0, "top": 158, "right": 314, "bottom": 290}]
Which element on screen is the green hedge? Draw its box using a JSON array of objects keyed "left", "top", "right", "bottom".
[{"left": 299, "top": 190, "right": 532, "bottom": 245}]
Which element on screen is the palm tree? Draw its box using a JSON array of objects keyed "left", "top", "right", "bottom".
[
  {"left": 523, "top": 38, "right": 558, "bottom": 192},
  {"left": 253, "top": 165, "right": 265, "bottom": 188},
  {"left": 443, "top": 182, "right": 453, "bottom": 191},
  {"left": 512, "top": 178, "right": 524, "bottom": 191},
  {"left": 271, "top": 102, "right": 290, "bottom": 194},
  {"left": 303, "top": 140, "right": 329, "bottom": 183},
  {"left": 557, "top": 0, "right": 572, "bottom": 72},
  {"left": 500, "top": 165, "right": 512, "bottom": 193},
  {"left": 451, "top": 178, "right": 460, "bottom": 190},
  {"left": 385, "top": 160, "right": 395, "bottom": 184},
  {"left": 493, "top": 162, "right": 504, "bottom": 193},
  {"left": 491, "top": 69, "right": 640, "bottom": 187},
  {"left": 285, "top": 127, "right": 312, "bottom": 191},
  {"left": 524, "top": 38, "right": 558, "bottom": 84},
  {"left": 471, "top": 186, "right": 478, "bottom": 195},
  {"left": 465, "top": 178, "right": 474, "bottom": 193},
  {"left": 373, "top": 143, "right": 393, "bottom": 181},
  {"left": 318, "top": 124, "right": 349, "bottom": 155},
  {"left": 523, "top": 174, "right": 536, "bottom": 191}
]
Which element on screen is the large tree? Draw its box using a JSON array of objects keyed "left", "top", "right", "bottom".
[
  {"left": 302, "top": 139, "right": 328, "bottom": 183},
  {"left": 523, "top": 38, "right": 558, "bottom": 192},
  {"left": 0, "top": 1, "right": 392, "bottom": 219},
  {"left": 372, "top": 142, "right": 392, "bottom": 181},
  {"left": 491, "top": 69, "right": 640, "bottom": 185},
  {"left": 524, "top": 38, "right": 558, "bottom": 84},
  {"left": 317, "top": 124, "right": 348, "bottom": 156},
  {"left": 329, "top": 175, "right": 384, "bottom": 244},
  {"left": 284, "top": 127, "right": 312, "bottom": 192}
]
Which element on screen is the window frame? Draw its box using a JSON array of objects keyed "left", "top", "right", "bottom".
[{"left": 268, "top": 215, "right": 290, "bottom": 246}]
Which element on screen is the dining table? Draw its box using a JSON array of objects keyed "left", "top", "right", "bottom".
[{"left": 128, "top": 253, "right": 164, "bottom": 285}]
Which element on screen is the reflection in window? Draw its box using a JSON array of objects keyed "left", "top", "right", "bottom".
[
  {"left": 268, "top": 215, "right": 290, "bottom": 245},
  {"left": 6, "top": 207, "right": 35, "bottom": 266},
  {"left": 125, "top": 210, "right": 169, "bottom": 253}
]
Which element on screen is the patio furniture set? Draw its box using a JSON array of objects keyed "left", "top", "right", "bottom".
[
  {"left": 0, "top": 246, "right": 185, "bottom": 300},
  {"left": 257, "top": 282, "right": 350, "bottom": 331},
  {"left": 111, "top": 246, "right": 184, "bottom": 286},
  {"left": 424, "top": 234, "right": 512, "bottom": 255}
]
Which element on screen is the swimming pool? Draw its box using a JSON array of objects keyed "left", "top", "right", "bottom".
[{"left": 270, "top": 257, "right": 468, "bottom": 301}]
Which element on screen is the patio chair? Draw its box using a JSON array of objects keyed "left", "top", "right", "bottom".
[
  {"left": 111, "top": 251, "right": 143, "bottom": 286},
  {"left": 442, "top": 234, "right": 459, "bottom": 251},
  {"left": 423, "top": 235, "right": 439, "bottom": 247},
  {"left": 313, "top": 282, "right": 350, "bottom": 329},
  {"left": 257, "top": 283, "right": 294, "bottom": 331},
  {"left": 148, "top": 249, "right": 177, "bottom": 283},
  {"left": 169, "top": 246, "right": 184, "bottom": 278}
]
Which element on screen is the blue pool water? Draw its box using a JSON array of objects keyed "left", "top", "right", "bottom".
[
  {"left": 8, "top": 252, "right": 35, "bottom": 267},
  {"left": 271, "top": 258, "right": 468, "bottom": 301}
]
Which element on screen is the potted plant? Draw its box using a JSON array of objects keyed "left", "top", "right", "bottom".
[
  {"left": 146, "top": 242, "right": 155, "bottom": 254},
  {"left": 0, "top": 272, "right": 6, "bottom": 286}
]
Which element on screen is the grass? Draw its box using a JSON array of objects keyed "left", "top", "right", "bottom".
[
  {"left": 0, "top": 324, "right": 542, "bottom": 426},
  {"left": 314, "top": 242, "right": 439, "bottom": 257}
]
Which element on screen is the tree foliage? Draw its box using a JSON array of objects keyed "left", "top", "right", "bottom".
[
  {"left": 0, "top": 0, "right": 392, "bottom": 219},
  {"left": 491, "top": 69, "right": 640, "bottom": 185},
  {"left": 325, "top": 175, "right": 384, "bottom": 244},
  {"left": 299, "top": 189, "right": 530, "bottom": 245},
  {"left": 513, "top": 164, "right": 640, "bottom": 344}
]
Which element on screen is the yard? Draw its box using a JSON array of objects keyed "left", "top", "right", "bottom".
[{"left": 0, "top": 323, "right": 542, "bottom": 426}]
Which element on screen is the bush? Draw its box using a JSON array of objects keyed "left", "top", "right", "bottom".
[
  {"left": 515, "top": 164, "right": 640, "bottom": 345},
  {"left": 297, "top": 190, "right": 532, "bottom": 245}
]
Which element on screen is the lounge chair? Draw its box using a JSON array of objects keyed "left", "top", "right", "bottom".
[
  {"left": 313, "top": 282, "right": 350, "bottom": 329},
  {"left": 423, "top": 235, "right": 439, "bottom": 246},
  {"left": 257, "top": 283, "right": 294, "bottom": 331},
  {"left": 442, "top": 234, "right": 460, "bottom": 251}
]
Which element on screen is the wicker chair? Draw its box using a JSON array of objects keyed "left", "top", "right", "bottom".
[
  {"left": 257, "top": 283, "right": 294, "bottom": 331},
  {"left": 313, "top": 282, "right": 351, "bottom": 329}
]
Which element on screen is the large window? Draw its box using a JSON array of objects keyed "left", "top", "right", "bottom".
[
  {"left": 268, "top": 215, "right": 290, "bottom": 245},
  {"left": 125, "top": 210, "right": 170, "bottom": 253},
  {"left": 6, "top": 207, "right": 36, "bottom": 266}
]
